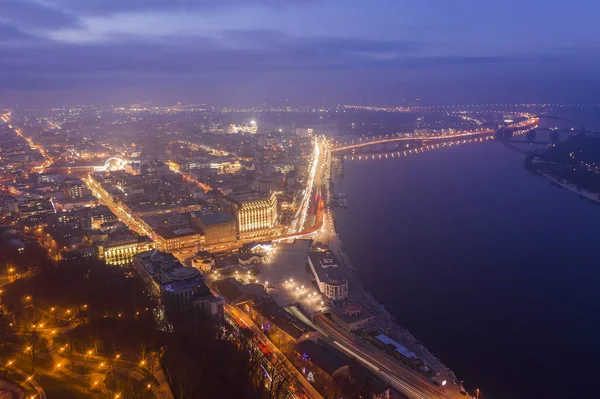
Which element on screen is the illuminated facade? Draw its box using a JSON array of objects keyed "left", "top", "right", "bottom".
[
  {"left": 227, "top": 122, "right": 258, "bottom": 134},
  {"left": 224, "top": 192, "right": 277, "bottom": 240},
  {"left": 98, "top": 236, "right": 155, "bottom": 266},
  {"left": 308, "top": 251, "right": 348, "bottom": 301},
  {"left": 154, "top": 226, "right": 204, "bottom": 252}
]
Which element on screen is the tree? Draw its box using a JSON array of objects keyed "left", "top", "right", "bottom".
[{"left": 27, "top": 330, "right": 42, "bottom": 374}]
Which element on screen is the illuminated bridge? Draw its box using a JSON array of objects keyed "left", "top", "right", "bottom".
[
  {"left": 330, "top": 116, "right": 540, "bottom": 154},
  {"left": 329, "top": 128, "right": 495, "bottom": 153}
]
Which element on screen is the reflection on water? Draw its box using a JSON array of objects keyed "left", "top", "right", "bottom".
[{"left": 334, "top": 113, "right": 600, "bottom": 399}]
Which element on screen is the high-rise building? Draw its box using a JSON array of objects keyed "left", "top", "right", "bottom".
[{"left": 224, "top": 191, "right": 277, "bottom": 240}]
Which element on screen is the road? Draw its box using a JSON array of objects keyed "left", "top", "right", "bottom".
[
  {"left": 0, "top": 360, "right": 47, "bottom": 399},
  {"left": 331, "top": 116, "right": 539, "bottom": 154},
  {"left": 288, "top": 137, "right": 323, "bottom": 234},
  {"left": 225, "top": 304, "right": 323, "bottom": 399},
  {"left": 313, "top": 315, "right": 466, "bottom": 399},
  {"left": 1, "top": 112, "right": 54, "bottom": 170},
  {"left": 331, "top": 128, "right": 495, "bottom": 153},
  {"left": 84, "top": 175, "right": 154, "bottom": 238}
]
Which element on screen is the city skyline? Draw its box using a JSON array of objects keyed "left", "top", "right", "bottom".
[{"left": 2, "top": 0, "right": 600, "bottom": 105}]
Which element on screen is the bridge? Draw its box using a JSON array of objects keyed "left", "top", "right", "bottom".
[
  {"left": 329, "top": 128, "right": 495, "bottom": 153},
  {"left": 330, "top": 117, "right": 539, "bottom": 154}
]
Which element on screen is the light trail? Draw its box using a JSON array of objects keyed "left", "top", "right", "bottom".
[
  {"left": 331, "top": 116, "right": 539, "bottom": 153},
  {"left": 345, "top": 136, "right": 494, "bottom": 161},
  {"left": 341, "top": 118, "right": 539, "bottom": 162},
  {"left": 316, "top": 315, "right": 443, "bottom": 399},
  {"left": 331, "top": 128, "right": 495, "bottom": 153},
  {"left": 289, "top": 137, "right": 322, "bottom": 234},
  {"left": 333, "top": 340, "right": 380, "bottom": 371}
]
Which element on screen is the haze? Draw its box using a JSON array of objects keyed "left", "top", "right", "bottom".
[{"left": 1, "top": 0, "right": 599, "bottom": 105}]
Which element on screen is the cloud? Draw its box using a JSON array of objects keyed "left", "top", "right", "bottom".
[
  {"left": 0, "top": 20, "right": 36, "bottom": 41},
  {"left": 0, "top": 31, "right": 428, "bottom": 77},
  {"left": 0, "top": 24, "right": 595, "bottom": 107},
  {"left": 50, "top": 0, "right": 320, "bottom": 16},
  {"left": 0, "top": 0, "right": 81, "bottom": 30}
]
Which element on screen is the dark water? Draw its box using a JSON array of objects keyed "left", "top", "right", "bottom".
[{"left": 334, "top": 109, "right": 600, "bottom": 399}]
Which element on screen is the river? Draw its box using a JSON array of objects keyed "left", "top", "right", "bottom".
[{"left": 333, "top": 108, "right": 600, "bottom": 399}]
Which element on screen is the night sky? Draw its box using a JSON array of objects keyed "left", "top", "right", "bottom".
[{"left": 1, "top": 0, "right": 599, "bottom": 105}]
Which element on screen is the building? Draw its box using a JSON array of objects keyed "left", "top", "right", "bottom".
[
  {"left": 64, "top": 183, "right": 86, "bottom": 199},
  {"left": 133, "top": 250, "right": 223, "bottom": 320},
  {"left": 224, "top": 191, "right": 277, "bottom": 240},
  {"left": 53, "top": 195, "right": 98, "bottom": 211},
  {"left": 295, "top": 340, "right": 350, "bottom": 382},
  {"left": 18, "top": 199, "right": 55, "bottom": 226},
  {"left": 373, "top": 334, "right": 420, "bottom": 365},
  {"left": 307, "top": 251, "right": 348, "bottom": 301},
  {"left": 191, "top": 251, "right": 215, "bottom": 273},
  {"left": 238, "top": 253, "right": 263, "bottom": 266},
  {"left": 212, "top": 277, "right": 267, "bottom": 306},
  {"left": 250, "top": 301, "right": 317, "bottom": 349},
  {"left": 45, "top": 160, "right": 101, "bottom": 176},
  {"left": 154, "top": 226, "right": 204, "bottom": 252},
  {"left": 227, "top": 122, "right": 258, "bottom": 134},
  {"left": 330, "top": 302, "right": 376, "bottom": 332},
  {"left": 252, "top": 175, "right": 282, "bottom": 195},
  {"left": 90, "top": 206, "right": 118, "bottom": 229},
  {"left": 190, "top": 212, "right": 237, "bottom": 246},
  {"left": 97, "top": 232, "right": 155, "bottom": 266},
  {"left": 209, "top": 159, "right": 241, "bottom": 174}
]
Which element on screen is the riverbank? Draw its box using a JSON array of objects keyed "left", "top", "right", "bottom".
[
  {"left": 538, "top": 172, "right": 600, "bottom": 204},
  {"left": 324, "top": 193, "right": 459, "bottom": 387}
]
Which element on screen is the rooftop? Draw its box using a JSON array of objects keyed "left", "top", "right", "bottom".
[
  {"left": 295, "top": 340, "right": 350, "bottom": 375},
  {"left": 308, "top": 251, "right": 347, "bottom": 285},
  {"left": 195, "top": 212, "right": 234, "bottom": 226},
  {"left": 154, "top": 225, "right": 201, "bottom": 240},
  {"left": 135, "top": 250, "right": 204, "bottom": 292},
  {"left": 212, "top": 277, "right": 266, "bottom": 305},
  {"left": 375, "top": 334, "right": 418, "bottom": 360},
  {"left": 225, "top": 191, "right": 271, "bottom": 204},
  {"left": 163, "top": 274, "right": 204, "bottom": 293},
  {"left": 253, "top": 301, "right": 315, "bottom": 339}
]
